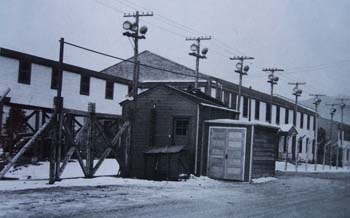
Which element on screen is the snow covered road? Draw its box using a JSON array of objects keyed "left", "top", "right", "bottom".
[{"left": 1, "top": 173, "right": 350, "bottom": 218}]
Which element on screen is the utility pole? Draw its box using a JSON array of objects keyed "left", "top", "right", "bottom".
[
  {"left": 288, "top": 82, "right": 305, "bottom": 169},
  {"left": 335, "top": 98, "right": 349, "bottom": 169},
  {"left": 230, "top": 56, "right": 254, "bottom": 113},
  {"left": 326, "top": 104, "right": 337, "bottom": 170},
  {"left": 310, "top": 94, "right": 325, "bottom": 171},
  {"left": 123, "top": 11, "right": 153, "bottom": 97},
  {"left": 262, "top": 68, "right": 284, "bottom": 123},
  {"left": 186, "top": 36, "right": 211, "bottom": 89}
]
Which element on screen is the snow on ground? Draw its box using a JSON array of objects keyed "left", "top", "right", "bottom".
[
  {"left": 275, "top": 161, "right": 350, "bottom": 173},
  {"left": 6, "top": 159, "right": 119, "bottom": 180},
  {"left": 252, "top": 177, "right": 277, "bottom": 183},
  {"left": 0, "top": 159, "right": 222, "bottom": 191}
]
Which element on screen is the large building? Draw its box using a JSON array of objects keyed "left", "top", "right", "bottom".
[
  {"left": 0, "top": 47, "right": 130, "bottom": 116},
  {"left": 102, "top": 50, "right": 317, "bottom": 163},
  {"left": 0, "top": 48, "right": 318, "bottom": 164}
]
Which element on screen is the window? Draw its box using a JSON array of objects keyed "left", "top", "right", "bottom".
[
  {"left": 266, "top": 103, "right": 271, "bottom": 122},
  {"left": 242, "top": 96, "right": 248, "bottom": 118},
  {"left": 175, "top": 119, "right": 189, "bottom": 136},
  {"left": 18, "top": 60, "right": 31, "bottom": 84},
  {"left": 255, "top": 100, "right": 260, "bottom": 120},
  {"left": 285, "top": 109, "right": 289, "bottom": 124},
  {"left": 105, "top": 81, "right": 114, "bottom": 100},
  {"left": 80, "top": 75, "right": 90, "bottom": 96},
  {"left": 298, "top": 138, "right": 303, "bottom": 153},
  {"left": 300, "top": 113, "right": 304, "bottom": 129},
  {"left": 307, "top": 114, "right": 310, "bottom": 130},
  {"left": 51, "top": 67, "right": 59, "bottom": 90},
  {"left": 313, "top": 115, "right": 316, "bottom": 131},
  {"left": 312, "top": 139, "right": 315, "bottom": 155},
  {"left": 347, "top": 149, "right": 349, "bottom": 161},
  {"left": 276, "top": 106, "right": 280, "bottom": 124},
  {"left": 305, "top": 138, "right": 309, "bottom": 153},
  {"left": 231, "top": 93, "right": 237, "bottom": 109}
]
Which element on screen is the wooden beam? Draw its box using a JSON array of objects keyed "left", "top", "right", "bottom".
[
  {"left": 92, "top": 147, "right": 112, "bottom": 175},
  {"left": 58, "top": 146, "right": 75, "bottom": 178},
  {"left": 73, "top": 147, "right": 88, "bottom": 177},
  {"left": 111, "top": 121, "right": 130, "bottom": 146}
]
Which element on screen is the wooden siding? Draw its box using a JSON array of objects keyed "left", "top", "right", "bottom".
[
  {"left": 252, "top": 126, "right": 278, "bottom": 178},
  {"left": 122, "top": 86, "right": 198, "bottom": 178}
]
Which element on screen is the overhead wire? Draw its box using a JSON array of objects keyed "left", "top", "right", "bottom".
[{"left": 64, "top": 41, "right": 208, "bottom": 79}]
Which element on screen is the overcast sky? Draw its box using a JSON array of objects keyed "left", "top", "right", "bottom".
[{"left": 1, "top": 0, "right": 349, "bottom": 100}]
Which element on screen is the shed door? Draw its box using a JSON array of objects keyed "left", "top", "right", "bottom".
[{"left": 208, "top": 127, "right": 246, "bottom": 181}]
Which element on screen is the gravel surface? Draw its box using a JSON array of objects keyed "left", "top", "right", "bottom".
[{"left": 1, "top": 173, "right": 350, "bottom": 218}]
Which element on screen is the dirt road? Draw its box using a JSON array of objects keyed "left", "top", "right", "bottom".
[{"left": 1, "top": 173, "right": 350, "bottom": 218}]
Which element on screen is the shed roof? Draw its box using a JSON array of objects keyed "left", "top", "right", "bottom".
[
  {"left": 205, "top": 119, "right": 280, "bottom": 129},
  {"left": 101, "top": 50, "right": 208, "bottom": 81},
  {"left": 278, "top": 124, "right": 298, "bottom": 136},
  {"left": 144, "top": 145, "right": 185, "bottom": 154},
  {"left": 120, "top": 85, "right": 239, "bottom": 113}
]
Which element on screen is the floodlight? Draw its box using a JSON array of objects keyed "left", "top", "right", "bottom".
[
  {"left": 123, "top": 21, "right": 132, "bottom": 30},
  {"left": 190, "top": 44, "right": 198, "bottom": 52},
  {"left": 201, "top": 48, "right": 208, "bottom": 55},
  {"left": 243, "top": 65, "right": 250, "bottom": 73},
  {"left": 140, "top": 26, "right": 148, "bottom": 35}
]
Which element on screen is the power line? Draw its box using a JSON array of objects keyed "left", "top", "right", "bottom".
[
  {"left": 64, "top": 41, "right": 208, "bottom": 79},
  {"left": 110, "top": 0, "right": 245, "bottom": 56}
]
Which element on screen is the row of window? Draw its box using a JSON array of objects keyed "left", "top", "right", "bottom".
[
  {"left": 242, "top": 96, "right": 314, "bottom": 130},
  {"left": 17, "top": 60, "right": 115, "bottom": 100},
  {"left": 282, "top": 138, "right": 316, "bottom": 154}
]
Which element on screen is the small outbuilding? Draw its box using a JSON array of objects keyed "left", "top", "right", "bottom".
[
  {"left": 201, "top": 119, "right": 279, "bottom": 182},
  {"left": 120, "top": 85, "right": 239, "bottom": 180}
]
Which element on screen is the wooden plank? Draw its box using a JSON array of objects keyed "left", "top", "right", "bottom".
[
  {"left": 58, "top": 146, "right": 75, "bottom": 178},
  {"left": 74, "top": 147, "right": 88, "bottom": 177},
  {"left": 111, "top": 121, "right": 130, "bottom": 146},
  {"left": 92, "top": 147, "right": 112, "bottom": 175}
]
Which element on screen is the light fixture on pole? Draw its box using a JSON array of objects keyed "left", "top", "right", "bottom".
[
  {"left": 123, "top": 11, "right": 153, "bottom": 97},
  {"left": 186, "top": 36, "right": 211, "bottom": 89},
  {"left": 230, "top": 56, "right": 254, "bottom": 113}
]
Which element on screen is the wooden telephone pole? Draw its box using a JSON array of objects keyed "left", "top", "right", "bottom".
[
  {"left": 325, "top": 104, "right": 337, "bottom": 170},
  {"left": 123, "top": 11, "right": 153, "bottom": 97},
  {"left": 230, "top": 56, "right": 254, "bottom": 113},
  {"left": 335, "top": 98, "right": 349, "bottom": 169},
  {"left": 49, "top": 37, "right": 65, "bottom": 184},
  {"left": 309, "top": 94, "right": 325, "bottom": 171},
  {"left": 262, "top": 68, "right": 284, "bottom": 123},
  {"left": 186, "top": 36, "right": 211, "bottom": 89},
  {"left": 288, "top": 82, "right": 306, "bottom": 172}
]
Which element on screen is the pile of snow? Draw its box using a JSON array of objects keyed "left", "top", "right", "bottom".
[
  {"left": 252, "top": 177, "right": 277, "bottom": 184},
  {"left": 0, "top": 160, "right": 223, "bottom": 191},
  {"left": 275, "top": 161, "right": 350, "bottom": 173}
]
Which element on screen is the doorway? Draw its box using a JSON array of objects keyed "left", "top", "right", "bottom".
[{"left": 207, "top": 127, "right": 246, "bottom": 181}]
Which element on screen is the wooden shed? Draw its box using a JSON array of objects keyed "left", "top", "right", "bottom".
[
  {"left": 120, "top": 85, "right": 239, "bottom": 180},
  {"left": 201, "top": 119, "right": 279, "bottom": 182}
]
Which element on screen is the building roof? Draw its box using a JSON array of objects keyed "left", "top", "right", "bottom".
[
  {"left": 103, "top": 50, "right": 315, "bottom": 115},
  {"left": 101, "top": 50, "right": 209, "bottom": 81}
]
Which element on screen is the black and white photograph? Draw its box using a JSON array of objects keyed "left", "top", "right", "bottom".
[{"left": 0, "top": 0, "right": 350, "bottom": 217}]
